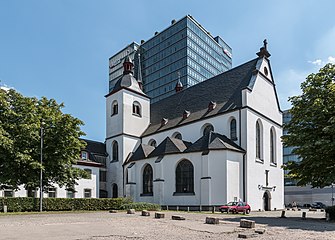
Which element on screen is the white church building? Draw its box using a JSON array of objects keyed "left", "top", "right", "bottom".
[{"left": 105, "top": 41, "right": 284, "bottom": 211}]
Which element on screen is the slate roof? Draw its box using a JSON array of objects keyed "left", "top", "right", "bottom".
[
  {"left": 142, "top": 58, "right": 259, "bottom": 136},
  {"left": 184, "top": 132, "right": 245, "bottom": 153},
  {"left": 147, "top": 137, "right": 192, "bottom": 158},
  {"left": 126, "top": 132, "right": 244, "bottom": 163},
  {"left": 127, "top": 144, "right": 155, "bottom": 162},
  {"left": 81, "top": 139, "right": 108, "bottom": 166}
]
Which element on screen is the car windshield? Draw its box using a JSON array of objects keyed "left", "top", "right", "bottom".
[{"left": 227, "top": 202, "right": 238, "bottom": 206}]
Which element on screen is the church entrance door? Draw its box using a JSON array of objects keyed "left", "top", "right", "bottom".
[
  {"left": 112, "top": 184, "right": 118, "bottom": 198},
  {"left": 263, "top": 191, "right": 271, "bottom": 211}
]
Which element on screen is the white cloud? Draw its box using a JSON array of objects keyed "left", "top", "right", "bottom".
[
  {"left": 308, "top": 59, "right": 322, "bottom": 65},
  {"left": 328, "top": 56, "right": 335, "bottom": 64},
  {"left": 308, "top": 56, "right": 335, "bottom": 66}
]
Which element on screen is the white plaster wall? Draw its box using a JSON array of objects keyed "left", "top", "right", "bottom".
[
  {"left": 106, "top": 92, "right": 124, "bottom": 138},
  {"left": 209, "top": 151, "right": 244, "bottom": 205},
  {"left": 142, "top": 110, "right": 240, "bottom": 146},
  {"left": 244, "top": 59, "right": 282, "bottom": 124},
  {"left": 122, "top": 90, "right": 150, "bottom": 137},
  {"left": 244, "top": 109, "right": 284, "bottom": 210}
]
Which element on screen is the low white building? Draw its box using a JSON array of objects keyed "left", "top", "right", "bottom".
[
  {"left": 105, "top": 41, "right": 284, "bottom": 211},
  {"left": 1, "top": 139, "right": 106, "bottom": 199}
]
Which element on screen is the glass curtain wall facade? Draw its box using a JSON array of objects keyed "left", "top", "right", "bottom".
[
  {"left": 282, "top": 110, "right": 300, "bottom": 186},
  {"left": 141, "top": 15, "right": 232, "bottom": 103},
  {"left": 108, "top": 15, "right": 232, "bottom": 103}
]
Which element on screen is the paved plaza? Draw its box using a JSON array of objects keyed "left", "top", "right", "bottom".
[{"left": 0, "top": 210, "right": 334, "bottom": 240}]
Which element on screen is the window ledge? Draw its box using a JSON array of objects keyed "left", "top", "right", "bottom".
[
  {"left": 140, "top": 193, "right": 153, "bottom": 197},
  {"left": 255, "top": 158, "right": 264, "bottom": 164},
  {"left": 132, "top": 113, "right": 142, "bottom": 118},
  {"left": 270, "top": 163, "right": 277, "bottom": 167},
  {"left": 173, "top": 192, "right": 195, "bottom": 196},
  {"left": 110, "top": 160, "right": 119, "bottom": 163}
]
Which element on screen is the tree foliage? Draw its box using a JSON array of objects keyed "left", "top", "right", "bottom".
[
  {"left": 0, "top": 88, "right": 87, "bottom": 191},
  {"left": 282, "top": 63, "right": 335, "bottom": 188}
]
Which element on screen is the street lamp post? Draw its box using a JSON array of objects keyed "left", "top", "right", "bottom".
[
  {"left": 39, "top": 123, "right": 44, "bottom": 212},
  {"left": 332, "top": 184, "right": 334, "bottom": 207}
]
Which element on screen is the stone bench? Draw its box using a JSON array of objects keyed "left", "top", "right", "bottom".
[
  {"left": 205, "top": 217, "right": 220, "bottom": 224},
  {"left": 172, "top": 215, "right": 185, "bottom": 220},
  {"left": 240, "top": 219, "right": 255, "bottom": 228},
  {"left": 127, "top": 209, "right": 135, "bottom": 214},
  {"left": 155, "top": 212, "right": 165, "bottom": 218},
  {"left": 142, "top": 210, "right": 150, "bottom": 216}
]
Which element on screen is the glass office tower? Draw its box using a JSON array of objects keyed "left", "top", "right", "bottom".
[{"left": 109, "top": 15, "right": 232, "bottom": 103}]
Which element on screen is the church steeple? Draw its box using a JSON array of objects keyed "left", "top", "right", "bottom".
[
  {"left": 175, "top": 72, "right": 183, "bottom": 92},
  {"left": 123, "top": 54, "right": 134, "bottom": 75},
  {"left": 256, "top": 39, "right": 271, "bottom": 58},
  {"left": 137, "top": 52, "right": 143, "bottom": 90}
]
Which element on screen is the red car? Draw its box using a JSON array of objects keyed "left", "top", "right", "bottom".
[{"left": 219, "top": 201, "right": 251, "bottom": 214}]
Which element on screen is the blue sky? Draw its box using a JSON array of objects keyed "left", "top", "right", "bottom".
[{"left": 1, "top": 0, "right": 334, "bottom": 142}]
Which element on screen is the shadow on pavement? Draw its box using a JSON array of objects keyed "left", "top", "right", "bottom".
[{"left": 219, "top": 214, "right": 335, "bottom": 232}]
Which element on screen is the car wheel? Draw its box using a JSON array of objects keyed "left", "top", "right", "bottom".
[{"left": 246, "top": 209, "right": 250, "bottom": 214}]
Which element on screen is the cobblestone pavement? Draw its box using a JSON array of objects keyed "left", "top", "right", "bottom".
[{"left": 0, "top": 210, "right": 334, "bottom": 240}]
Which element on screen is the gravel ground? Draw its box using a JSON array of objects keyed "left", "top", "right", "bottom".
[{"left": 0, "top": 210, "right": 334, "bottom": 240}]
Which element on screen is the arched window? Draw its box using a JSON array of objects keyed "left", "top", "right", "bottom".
[
  {"left": 132, "top": 101, "right": 141, "bottom": 117},
  {"left": 176, "top": 160, "right": 194, "bottom": 193},
  {"left": 112, "top": 100, "right": 118, "bottom": 116},
  {"left": 148, "top": 139, "right": 157, "bottom": 147},
  {"left": 172, "top": 132, "right": 182, "bottom": 140},
  {"left": 202, "top": 124, "right": 214, "bottom": 136},
  {"left": 112, "top": 184, "right": 118, "bottom": 198},
  {"left": 112, "top": 141, "right": 119, "bottom": 162},
  {"left": 270, "top": 128, "right": 276, "bottom": 164},
  {"left": 230, "top": 118, "right": 237, "bottom": 140},
  {"left": 256, "top": 121, "right": 262, "bottom": 160},
  {"left": 143, "top": 164, "right": 153, "bottom": 195}
]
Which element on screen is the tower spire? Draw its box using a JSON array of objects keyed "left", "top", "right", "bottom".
[
  {"left": 137, "top": 52, "right": 143, "bottom": 90},
  {"left": 175, "top": 71, "right": 183, "bottom": 92},
  {"left": 123, "top": 50, "right": 134, "bottom": 75}
]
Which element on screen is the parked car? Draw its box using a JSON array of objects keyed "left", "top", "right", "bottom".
[
  {"left": 311, "top": 202, "right": 327, "bottom": 209},
  {"left": 219, "top": 201, "right": 251, "bottom": 214}
]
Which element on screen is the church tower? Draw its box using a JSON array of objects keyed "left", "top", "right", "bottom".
[{"left": 105, "top": 56, "right": 150, "bottom": 198}]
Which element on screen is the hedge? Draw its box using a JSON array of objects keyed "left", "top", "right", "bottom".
[
  {"left": 0, "top": 197, "right": 133, "bottom": 212},
  {"left": 325, "top": 206, "right": 335, "bottom": 221},
  {"left": 120, "top": 202, "right": 161, "bottom": 211}
]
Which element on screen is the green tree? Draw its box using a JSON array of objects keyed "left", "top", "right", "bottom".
[
  {"left": 0, "top": 88, "right": 87, "bottom": 191},
  {"left": 282, "top": 63, "right": 335, "bottom": 188}
]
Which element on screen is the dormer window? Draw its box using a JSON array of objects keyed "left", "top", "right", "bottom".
[
  {"left": 81, "top": 151, "right": 88, "bottom": 160},
  {"left": 208, "top": 101, "right": 216, "bottom": 111},
  {"left": 161, "top": 118, "right": 168, "bottom": 126},
  {"left": 132, "top": 101, "right": 142, "bottom": 117},
  {"left": 112, "top": 100, "right": 118, "bottom": 116}
]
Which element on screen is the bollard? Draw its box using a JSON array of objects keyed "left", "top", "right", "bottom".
[
  {"left": 166, "top": 205, "right": 169, "bottom": 211},
  {"left": 3, "top": 205, "right": 7, "bottom": 213},
  {"left": 187, "top": 206, "right": 189, "bottom": 212},
  {"left": 302, "top": 212, "right": 306, "bottom": 220},
  {"left": 212, "top": 206, "right": 215, "bottom": 213},
  {"left": 280, "top": 210, "right": 286, "bottom": 218},
  {"left": 176, "top": 206, "right": 179, "bottom": 211}
]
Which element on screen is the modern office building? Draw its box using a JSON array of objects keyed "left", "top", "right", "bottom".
[
  {"left": 108, "top": 15, "right": 232, "bottom": 103},
  {"left": 283, "top": 109, "right": 334, "bottom": 206},
  {"left": 109, "top": 42, "right": 140, "bottom": 92}
]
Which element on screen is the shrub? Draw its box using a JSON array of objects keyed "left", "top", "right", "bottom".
[
  {"left": 120, "top": 202, "right": 161, "bottom": 211},
  {"left": 325, "top": 206, "right": 335, "bottom": 221},
  {"left": 0, "top": 197, "right": 133, "bottom": 212}
]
